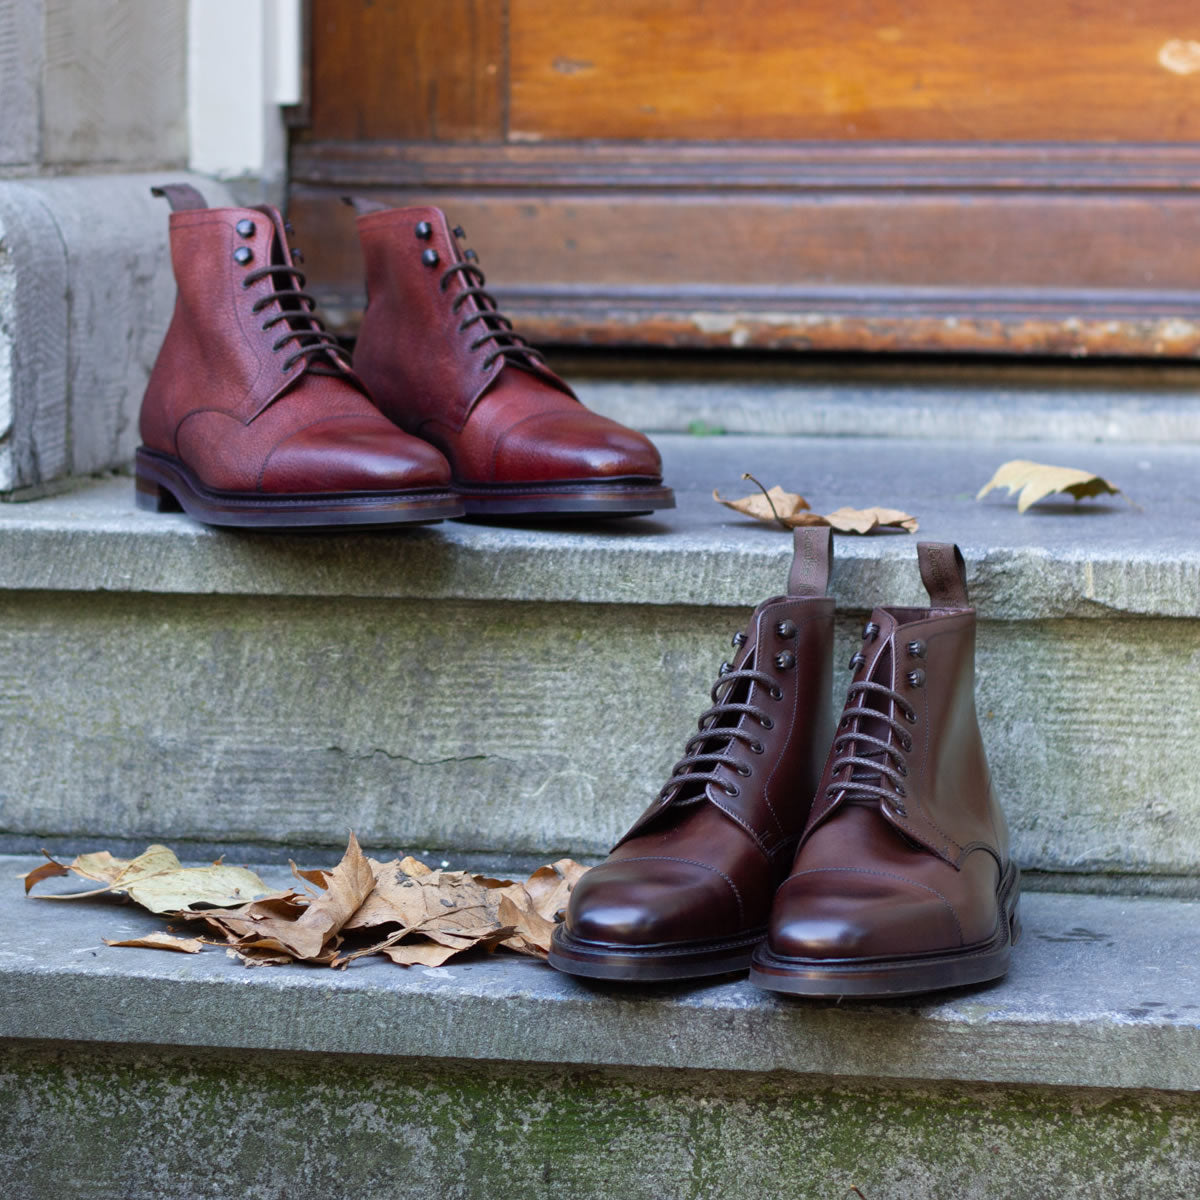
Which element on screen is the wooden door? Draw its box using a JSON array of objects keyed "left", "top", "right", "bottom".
[{"left": 289, "top": 1, "right": 1200, "bottom": 356}]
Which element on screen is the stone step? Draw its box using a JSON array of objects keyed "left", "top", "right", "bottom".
[
  {"left": 1, "top": 859, "right": 1197, "bottom": 1198},
  {"left": 1, "top": 433, "right": 1198, "bottom": 889},
  {"left": 568, "top": 352, "right": 1200, "bottom": 442}
]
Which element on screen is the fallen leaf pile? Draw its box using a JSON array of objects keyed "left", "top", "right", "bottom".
[
  {"left": 22, "top": 835, "right": 587, "bottom": 969},
  {"left": 714, "top": 474, "right": 918, "bottom": 534},
  {"left": 976, "top": 460, "right": 1125, "bottom": 513}
]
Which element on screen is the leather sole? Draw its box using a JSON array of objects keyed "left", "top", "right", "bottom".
[
  {"left": 454, "top": 478, "right": 675, "bottom": 518},
  {"left": 135, "top": 447, "right": 465, "bottom": 529},
  {"left": 548, "top": 925, "right": 765, "bottom": 981},
  {"left": 748, "top": 862, "right": 1022, "bottom": 999}
]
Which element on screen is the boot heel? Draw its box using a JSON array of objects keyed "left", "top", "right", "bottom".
[{"left": 134, "top": 472, "right": 182, "bottom": 513}]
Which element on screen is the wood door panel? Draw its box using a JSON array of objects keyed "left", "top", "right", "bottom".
[
  {"left": 304, "top": 0, "right": 504, "bottom": 141},
  {"left": 509, "top": 0, "right": 1200, "bottom": 142}
]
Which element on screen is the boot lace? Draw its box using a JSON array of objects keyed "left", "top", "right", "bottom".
[
  {"left": 440, "top": 258, "right": 546, "bottom": 373},
  {"left": 827, "top": 628, "right": 921, "bottom": 817},
  {"left": 658, "top": 633, "right": 784, "bottom": 803},
  {"left": 242, "top": 261, "right": 344, "bottom": 376}
]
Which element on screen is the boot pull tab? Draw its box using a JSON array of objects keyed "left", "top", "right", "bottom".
[
  {"left": 150, "top": 183, "right": 207, "bottom": 211},
  {"left": 342, "top": 195, "right": 390, "bottom": 216},
  {"left": 788, "top": 526, "right": 833, "bottom": 598},
  {"left": 918, "top": 542, "right": 969, "bottom": 608}
]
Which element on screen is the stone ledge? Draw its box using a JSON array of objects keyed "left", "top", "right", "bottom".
[
  {"left": 0, "top": 172, "right": 232, "bottom": 495},
  {"left": 1, "top": 861, "right": 1196, "bottom": 1094},
  {"left": 0, "top": 434, "right": 1197, "bottom": 618}
]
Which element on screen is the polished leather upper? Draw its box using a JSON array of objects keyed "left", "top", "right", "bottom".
[
  {"left": 768, "top": 544, "right": 1010, "bottom": 962},
  {"left": 141, "top": 199, "right": 451, "bottom": 495},
  {"left": 563, "top": 530, "right": 836, "bottom": 949},
  {"left": 351, "top": 205, "right": 664, "bottom": 486}
]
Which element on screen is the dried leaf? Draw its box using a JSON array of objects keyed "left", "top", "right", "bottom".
[
  {"left": 976, "top": 459, "right": 1124, "bottom": 513},
  {"left": 205, "top": 833, "right": 375, "bottom": 961},
  {"left": 715, "top": 475, "right": 917, "bottom": 535},
  {"left": 819, "top": 506, "right": 919, "bottom": 535},
  {"left": 713, "top": 479, "right": 811, "bottom": 528},
  {"left": 24, "top": 844, "right": 273, "bottom": 914},
  {"left": 497, "top": 893, "right": 558, "bottom": 958},
  {"left": 103, "top": 932, "right": 206, "bottom": 954}
]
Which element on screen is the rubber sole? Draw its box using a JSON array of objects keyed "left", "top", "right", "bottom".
[
  {"left": 454, "top": 478, "right": 675, "bottom": 518},
  {"left": 135, "top": 447, "right": 465, "bottom": 529},
  {"left": 749, "top": 862, "right": 1022, "bottom": 999},
  {"left": 548, "top": 926, "right": 765, "bottom": 982}
]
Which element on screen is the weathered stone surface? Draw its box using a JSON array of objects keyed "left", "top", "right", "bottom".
[
  {"left": 575, "top": 356, "right": 1200, "bottom": 442},
  {"left": 0, "top": 0, "right": 43, "bottom": 168},
  {"left": 0, "top": 590, "right": 1197, "bottom": 878},
  {"left": 0, "top": 173, "right": 232, "bottom": 493},
  {"left": 41, "top": 0, "right": 187, "bottom": 168},
  {"left": 2, "top": 1042, "right": 1197, "bottom": 1200},
  {"left": 2, "top": 430, "right": 1199, "bottom": 618},
  {"left": 1, "top": 877, "right": 1197, "bottom": 1092}
]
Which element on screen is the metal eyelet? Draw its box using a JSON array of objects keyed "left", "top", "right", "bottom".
[
  {"left": 415, "top": 221, "right": 433, "bottom": 240},
  {"left": 233, "top": 246, "right": 253, "bottom": 266},
  {"left": 760, "top": 717, "right": 774, "bottom": 731},
  {"left": 897, "top": 762, "right": 908, "bottom": 777},
  {"left": 774, "top": 651, "right": 795, "bottom": 670},
  {"left": 731, "top": 632, "right": 747, "bottom": 649},
  {"left": 769, "top": 686, "right": 783, "bottom": 701},
  {"left": 749, "top": 741, "right": 764, "bottom": 754},
  {"left": 452, "top": 224, "right": 466, "bottom": 238},
  {"left": 900, "top": 733, "right": 913, "bottom": 752},
  {"left": 736, "top": 763, "right": 752, "bottom": 777},
  {"left": 907, "top": 669, "right": 926, "bottom": 688},
  {"left": 888, "top": 798, "right": 908, "bottom": 818},
  {"left": 421, "top": 248, "right": 440, "bottom": 267},
  {"left": 895, "top": 784, "right": 907, "bottom": 798},
  {"left": 775, "top": 620, "right": 797, "bottom": 639},
  {"left": 719, "top": 661, "right": 733, "bottom": 676},
  {"left": 863, "top": 622, "right": 880, "bottom": 641},
  {"left": 907, "top": 640, "right": 926, "bottom": 658},
  {"left": 235, "top": 219, "right": 256, "bottom": 238},
  {"left": 848, "top": 652, "right": 866, "bottom": 670},
  {"left": 724, "top": 782, "right": 740, "bottom": 797},
  {"left": 904, "top": 706, "right": 918, "bottom": 725}
]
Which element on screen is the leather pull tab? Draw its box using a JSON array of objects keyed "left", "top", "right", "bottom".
[
  {"left": 150, "top": 183, "right": 207, "bottom": 211},
  {"left": 918, "top": 542, "right": 969, "bottom": 607},
  {"left": 342, "top": 195, "right": 390, "bottom": 216},
  {"left": 788, "top": 526, "right": 833, "bottom": 597}
]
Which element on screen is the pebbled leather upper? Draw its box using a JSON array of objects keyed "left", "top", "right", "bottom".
[
  {"left": 141, "top": 201, "right": 451, "bottom": 496},
  {"left": 351, "top": 205, "right": 665, "bottom": 487}
]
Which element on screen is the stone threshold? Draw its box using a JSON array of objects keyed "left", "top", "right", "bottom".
[
  {"left": 0, "top": 433, "right": 1197, "bottom": 619},
  {"left": 1, "top": 857, "right": 1196, "bottom": 1094}
]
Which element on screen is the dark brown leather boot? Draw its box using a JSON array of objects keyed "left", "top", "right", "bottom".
[
  {"left": 136, "top": 184, "right": 461, "bottom": 528},
  {"left": 347, "top": 200, "right": 675, "bottom": 518},
  {"left": 549, "top": 528, "right": 835, "bottom": 980},
  {"left": 751, "top": 543, "right": 1020, "bottom": 999}
]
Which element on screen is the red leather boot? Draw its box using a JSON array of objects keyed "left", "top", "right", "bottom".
[
  {"left": 136, "top": 184, "right": 461, "bottom": 528},
  {"left": 751, "top": 543, "right": 1021, "bottom": 998},
  {"left": 549, "top": 528, "right": 835, "bottom": 980},
  {"left": 347, "top": 201, "right": 675, "bottom": 518}
]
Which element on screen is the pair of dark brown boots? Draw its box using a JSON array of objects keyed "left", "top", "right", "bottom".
[
  {"left": 550, "top": 529, "right": 1021, "bottom": 998},
  {"left": 136, "top": 185, "right": 673, "bottom": 527}
]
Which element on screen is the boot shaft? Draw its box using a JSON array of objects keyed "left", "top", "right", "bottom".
[
  {"left": 805, "top": 542, "right": 1008, "bottom": 866},
  {"left": 351, "top": 203, "right": 575, "bottom": 434}
]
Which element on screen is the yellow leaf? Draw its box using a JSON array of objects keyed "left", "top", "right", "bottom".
[
  {"left": 24, "top": 844, "right": 273, "bottom": 914},
  {"left": 103, "top": 932, "right": 206, "bottom": 954},
  {"left": 976, "top": 459, "right": 1123, "bottom": 513},
  {"left": 821, "top": 506, "right": 920, "bottom": 535},
  {"left": 713, "top": 477, "right": 811, "bottom": 528}
]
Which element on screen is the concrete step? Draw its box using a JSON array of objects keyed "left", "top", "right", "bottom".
[
  {"left": 1, "top": 433, "right": 1198, "bottom": 890},
  {"left": 1, "top": 858, "right": 1197, "bottom": 1198}
]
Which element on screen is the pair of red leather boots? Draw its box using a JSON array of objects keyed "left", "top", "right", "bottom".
[
  {"left": 135, "top": 184, "right": 674, "bottom": 527},
  {"left": 550, "top": 529, "right": 1021, "bottom": 998}
]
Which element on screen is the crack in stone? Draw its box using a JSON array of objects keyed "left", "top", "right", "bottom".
[{"left": 322, "top": 745, "right": 518, "bottom": 767}]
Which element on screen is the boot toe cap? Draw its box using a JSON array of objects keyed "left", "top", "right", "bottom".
[
  {"left": 492, "top": 411, "right": 663, "bottom": 483},
  {"left": 565, "top": 858, "right": 742, "bottom": 948},
  {"left": 768, "top": 871, "right": 964, "bottom": 961},
  {"left": 260, "top": 417, "right": 452, "bottom": 493}
]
